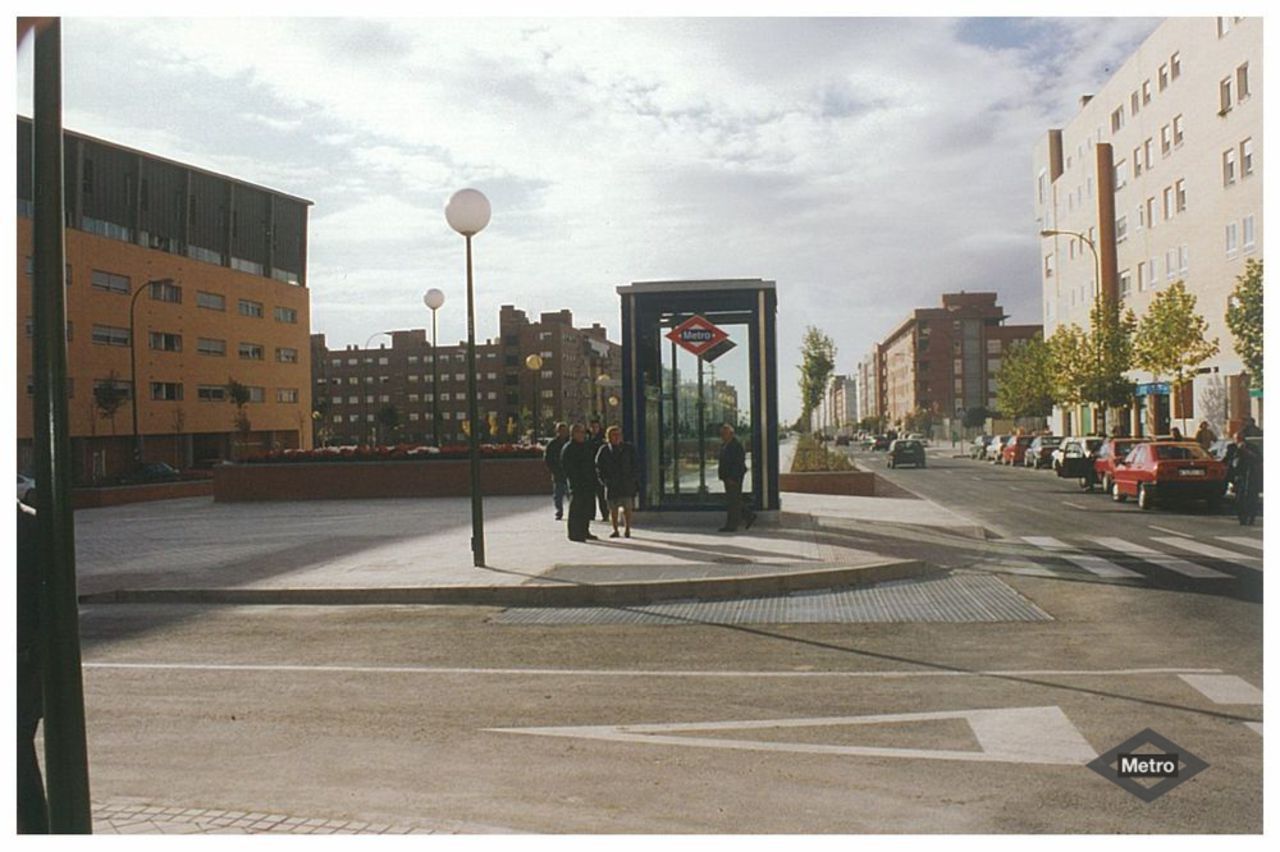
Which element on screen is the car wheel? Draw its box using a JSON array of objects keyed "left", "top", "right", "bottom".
[
  {"left": 1112, "top": 482, "right": 1127, "bottom": 503},
  {"left": 1137, "top": 483, "right": 1153, "bottom": 510}
]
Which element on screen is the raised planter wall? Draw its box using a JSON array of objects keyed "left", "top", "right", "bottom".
[
  {"left": 72, "top": 479, "right": 215, "bottom": 509},
  {"left": 214, "top": 458, "right": 550, "bottom": 502},
  {"left": 778, "top": 470, "right": 876, "bottom": 496}
]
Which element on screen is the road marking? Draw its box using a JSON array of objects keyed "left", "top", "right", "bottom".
[
  {"left": 1090, "top": 537, "right": 1233, "bottom": 579},
  {"left": 1178, "top": 674, "right": 1263, "bottom": 705},
  {"left": 1021, "top": 536, "right": 1144, "bottom": 579},
  {"left": 488, "top": 705, "right": 1098, "bottom": 766},
  {"left": 80, "top": 662, "right": 1222, "bottom": 680},
  {"left": 1154, "top": 538, "right": 1262, "bottom": 567},
  {"left": 1007, "top": 486, "right": 1023, "bottom": 492},
  {"left": 1148, "top": 524, "right": 1192, "bottom": 539},
  {"left": 1245, "top": 722, "right": 1262, "bottom": 736},
  {"left": 1061, "top": 502, "right": 1088, "bottom": 510},
  {"left": 1216, "top": 536, "right": 1264, "bottom": 551}
]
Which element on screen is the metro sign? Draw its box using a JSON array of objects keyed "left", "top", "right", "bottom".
[{"left": 666, "top": 315, "right": 729, "bottom": 358}]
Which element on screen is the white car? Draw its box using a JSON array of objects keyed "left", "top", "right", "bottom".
[{"left": 17, "top": 474, "right": 35, "bottom": 504}]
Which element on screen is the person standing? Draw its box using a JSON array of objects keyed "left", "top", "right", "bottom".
[
  {"left": 1243, "top": 416, "right": 1263, "bottom": 438},
  {"left": 1194, "top": 420, "right": 1217, "bottom": 451},
  {"left": 1230, "top": 430, "right": 1262, "bottom": 526},
  {"left": 595, "top": 425, "right": 638, "bottom": 538},
  {"left": 717, "top": 423, "right": 756, "bottom": 532},
  {"left": 560, "top": 423, "right": 599, "bottom": 542},
  {"left": 587, "top": 418, "right": 609, "bottom": 521},
  {"left": 543, "top": 421, "right": 570, "bottom": 520}
]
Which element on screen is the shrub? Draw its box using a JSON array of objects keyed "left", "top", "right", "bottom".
[{"left": 790, "top": 434, "right": 853, "bottom": 473}]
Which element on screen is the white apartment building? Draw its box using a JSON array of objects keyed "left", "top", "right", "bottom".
[{"left": 1033, "top": 16, "right": 1261, "bottom": 437}]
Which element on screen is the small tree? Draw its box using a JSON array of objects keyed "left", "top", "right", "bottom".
[
  {"left": 93, "top": 370, "right": 129, "bottom": 435},
  {"left": 1084, "top": 296, "right": 1138, "bottom": 433},
  {"left": 1134, "top": 280, "right": 1219, "bottom": 389},
  {"left": 1226, "top": 258, "right": 1263, "bottom": 391},
  {"left": 995, "top": 338, "right": 1055, "bottom": 422},
  {"left": 798, "top": 326, "right": 836, "bottom": 433},
  {"left": 1047, "top": 323, "right": 1090, "bottom": 412},
  {"left": 962, "top": 406, "right": 990, "bottom": 430},
  {"left": 227, "top": 379, "right": 252, "bottom": 460}
]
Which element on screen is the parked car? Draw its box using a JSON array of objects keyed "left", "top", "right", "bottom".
[
  {"left": 1001, "top": 435, "right": 1036, "bottom": 466},
  {"left": 988, "top": 435, "right": 1011, "bottom": 463},
  {"left": 1054, "top": 437, "right": 1104, "bottom": 483},
  {"left": 1110, "top": 441, "right": 1225, "bottom": 511},
  {"left": 116, "top": 462, "right": 182, "bottom": 485},
  {"left": 17, "top": 474, "right": 36, "bottom": 505},
  {"left": 871, "top": 434, "right": 892, "bottom": 451},
  {"left": 970, "top": 435, "right": 993, "bottom": 460},
  {"left": 906, "top": 432, "right": 930, "bottom": 447},
  {"left": 1023, "top": 435, "right": 1063, "bottom": 469},
  {"left": 1092, "top": 437, "right": 1151, "bottom": 493},
  {"left": 887, "top": 439, "right": 926, "bottom": 469}
]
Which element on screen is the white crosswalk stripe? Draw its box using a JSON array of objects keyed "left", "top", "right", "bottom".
[
  {"left": 1090, "top": 537, "right": 1233, "bottom": 579},
  {"left": 1154, "top": 537, "right": 1262, "bottom": 568},
  {"left": 1178, "top": 674, "right": 1263, "bottom": 705},
  {"left": 1216, "top": 536, "right": 1264, "bottom": 551},
  {"left": 1021, "top": 536, "right": 1143, "bottom": 579}
]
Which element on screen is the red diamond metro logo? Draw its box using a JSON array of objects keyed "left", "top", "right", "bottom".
[{"left": 666, "top": 315, "right": 729, "bottom": 358}]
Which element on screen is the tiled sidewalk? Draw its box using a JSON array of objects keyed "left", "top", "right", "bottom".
[{"left": 92, "top": 800, "right": 515, "bottom": 835}]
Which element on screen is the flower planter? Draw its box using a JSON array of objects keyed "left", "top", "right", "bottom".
[{"left": 778, "top": 470, "right": 876, "bottom": 496}]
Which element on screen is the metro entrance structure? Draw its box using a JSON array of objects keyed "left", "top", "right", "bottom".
[{"left": 617, "top": 279, "right": 779, "bottom": 515}]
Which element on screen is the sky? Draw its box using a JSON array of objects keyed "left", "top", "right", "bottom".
[{"left": 13, "top": 12, "right": 1164, "bottom": 422}]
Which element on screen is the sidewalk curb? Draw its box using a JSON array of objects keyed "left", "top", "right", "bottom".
[{"left": 77, "top": 559, "right": 935, "bottom": 608}]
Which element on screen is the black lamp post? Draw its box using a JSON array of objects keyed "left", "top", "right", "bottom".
[{"left": 525, "top": 353, "right": 543, "bottom": 440}]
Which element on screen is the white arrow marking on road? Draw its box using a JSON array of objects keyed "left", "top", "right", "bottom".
[
  {"left": 1021, "top": 536, "right": 1144, "bottom": 578},
  {"left": 1216, "top": 536, "right": 1264, "bottom": 551},
  {"left": 1178, "top": 674, "right": 1263, "bottom": 705},
  {"left": 488, "top": 705, "right": 1097, "bottom": 766},
  {"left": 1154, "top": 537, "right": 1261, "bottom": 567},
  {"left": 1090, "top": 537, "right": 1233, "bottom": 579}
]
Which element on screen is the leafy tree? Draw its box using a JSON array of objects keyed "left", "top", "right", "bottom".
[
  {"left": 962, "top": 406, "right": 990, "bottom": 429},
  {"left": 226, "top": 379, "right": 252, "bottom": 459},
  {"left": 1047, "top": 324, "right": 1090, "bottom": 410},
  {"left": 995, "top": 338, "right": 1055, "bottom": 420},
  {"left": 902, "top": 407, "right": 935, "bottom": 435},
  {"left": 1084, "top": 296, "right": 1138, "bottom": 430},
  {"left": 1226, "top": 258, "right": 1263, "bottom": 390},
  {"left": 798, "top": 326, "right": 836, "bottom": 432},
  {"left": 1133, "top": 280, "right": 1219, "bottom": 388},
  {"left": 93, "top": 369, "right": 129, "bottom": 435}
]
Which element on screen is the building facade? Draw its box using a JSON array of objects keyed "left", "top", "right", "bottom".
[
  {"left": 311, "top": 306, "right": 621, "bottom": 445},
  {"left": 16, "top": 117, "right": 313, "bottom": 482},
  {"left": 1033, "top": 16, "right": 1262, "bottom": 436},
  {"left": 828, "top": 374, "right": 857, "bottom": 435},
  {"left": 874, "top": 292, "right": 1042, "bottom": 429}
]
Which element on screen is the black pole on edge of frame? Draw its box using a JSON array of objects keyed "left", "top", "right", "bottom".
[{"left": 31, "top": 19, "right": 94, "bottom": 833}]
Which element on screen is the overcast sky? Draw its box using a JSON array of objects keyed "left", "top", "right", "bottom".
[{"left": 15, "top": 14, "right": 1163, "bottom": 421}]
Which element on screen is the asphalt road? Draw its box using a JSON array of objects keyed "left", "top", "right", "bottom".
[{"left": 69, "top": 447, "right": 1263, "bottom": 834}]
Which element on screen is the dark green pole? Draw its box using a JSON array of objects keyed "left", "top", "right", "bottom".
[
  {"left": 465, "top": 234, "right": 485, "bottom": 566},
  {"left": 32, "top": 18, "right": 94, "bottom": 834}
]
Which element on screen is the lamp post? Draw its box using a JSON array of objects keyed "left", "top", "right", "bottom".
[
  {"left": 129, "top": 278, "right": 175, "bottom": 465},
  {"left": 423, "top": 289, "right": 446, "bottom": 446},
  {"left": 525, "top": 353, "right": 544, "bottom": 440},
  {"left": 596, "top": 373, "right": 611, "bottom": 425},
  {"left": 362, "top": 330, "right": 392, "bottom": 446},
  {"left": 445, "top": 188, "right": 491, "bottom": 567},
  {"left": 1041, "top": 227, "right": 1106, "bottom": 433}
]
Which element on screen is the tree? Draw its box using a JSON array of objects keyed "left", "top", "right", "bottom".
[
  {"left": 1226, "top": 258, "right": 1263, "bottom": 390},
  {"left": 93, "top": 370, "right": 129, "bottom": 435},
  {"left": 1133, "top": 280, "right": 1219, "bottom": 388},
  {"left": 962, "top": 406, "right": 990, "bottom": 430},
  {"left": 798, "top": 327, "right": 836, "bottom": 432},
  {"left": 1047, "top": 323, "right": 1090, "bottom": 410},
  {"left": 902, "top": 407, "right": 935, "bottom": 436},
  {"left": 226, "top": 379, "right": 252, "bottom": 460},
  {"left": 1083, "top": 296, "right": 1138, "bottom": 431},
  {"left": 995, "top": 338, "right": 1055, "bottom": 421}
]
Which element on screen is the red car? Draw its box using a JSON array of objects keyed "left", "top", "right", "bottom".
[
  {"left": 1092, "top": 437, "right": 1150, "bottom": 493},
  {"left": 1110, "top": 441, "right": 1225, "bottom": 511},
  {"left": 1001, "top": 435, "right": 1035, "bottom": 466}
]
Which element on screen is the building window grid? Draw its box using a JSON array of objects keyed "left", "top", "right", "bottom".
[{"left": 90, "top": 269, "right": 130, "bottom": 295}]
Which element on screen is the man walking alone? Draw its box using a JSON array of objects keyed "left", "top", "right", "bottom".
[
  {"left": 543, "top": 421, "right": 570, "bottom": 520},
  {"left": 717, "top": 424, "right": 755, "bottom": 532},
  {"left": 561, "top": 423, "right": 600, "bottom": 542}
]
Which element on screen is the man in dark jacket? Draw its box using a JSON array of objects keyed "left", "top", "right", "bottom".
[
  {"left": 587, "top": 418, "right": 609, "bottom": 521},
  {"left": 543, "top": 421, "right": 570, "bottom": 520},
  {"left": 717, "top": 424, "right": 755, "bottom": 532},
  {"left": 560, "top": 423, "right": 600, "bottom": 542},
  {"left": 595, "top": 425, "right": 639, "bottom": 538},
  {"left": 1229, "top": 430, "right": 1262, "bottom": 525}
]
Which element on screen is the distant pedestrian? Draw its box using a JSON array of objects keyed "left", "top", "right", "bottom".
[
  {"left": 17, "top": 500, "right": 48, "bottom": 834},
  {"left": 1229, "top": 430, "right": 1262, "bottom": 526},
  {"left": 1243, "top": 416, "right": 1262, "bottom": 438},
  {"left": 1194, "top": 421, "right": 1217, "bottom": 451},
  {"left": 587, "top": 417, "right": 609, "bottom": 521},
  {"left": 1170, "top": 426, "right": 1184, "bottom": 441},
  {"left": 543, "top": 422, "right": 570, "bottom": 520},
  {"left": 560, "top": 423, "right": 600, "bottom": 542},
  {"left": 717, "top": 424, "right": 756, "bottom": 532},
  {"left": 595, "top": 425, "right": 638, "bottom": 538}
]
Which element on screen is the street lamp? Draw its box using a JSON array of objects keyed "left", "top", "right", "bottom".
[
  {"left": 525, "top": 353, "right": 544, "bottom": 441},
  {"left": 445, "top": 187, "right": 491, "bottom": 568},
  {"left": 1041, "top": 227, "right": 1106, "bottom": 433},
  {"left": 595, "top": 373, "right": 611, "bottom": 424},
  {"left": 423, "top": 288, "right": 446, "bottom": 446},
  {"left": 363, "top": 330, "right": 392, "bottom": 446},
  {"left": 129, "top": 278, "right": 175, "bottom": 464}
]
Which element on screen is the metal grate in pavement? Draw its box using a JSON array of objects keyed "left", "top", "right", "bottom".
[{"left": 491, "top": 573, "right": 1051, "bottom": 625}]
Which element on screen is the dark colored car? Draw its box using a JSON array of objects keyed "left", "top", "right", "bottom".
[
  {"left": 887, "top": 439, "right": 926, "bottom": 469},
  {"left": 872, "top": 434, "right": 892, "bottom": 451},
  {"left": 1055, "top": 437, "right": 1104, "bottom": 483},
  {"left": 1023, "top": 435, "right": 1062, "bottom": 469},
  {"left": 117, "top": 462, "right": 182, "bottom": 485},
  {"left": 1001, "top": 435, "right": 1036, "bottom": 466},
  {"left": 1092, "top": 437, "right": 1150, "bottom": 493},
  {"left": 1110, "top": 441, "right": 1225, "bottom": 511}
]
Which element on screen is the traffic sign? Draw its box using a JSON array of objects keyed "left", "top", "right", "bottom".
[{"left": 666, "top": 315, "right": 729, "bottom": 358}]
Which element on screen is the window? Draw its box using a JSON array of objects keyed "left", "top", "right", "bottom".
[
  {"left": 1119, "top": 269, "right": 1132, "bottom": 298},
  {"left": 149, "top": 331, "right": 182, "bottom": 352},
  {"left": 1170, "top": 52, "right": 1180, "bottom": 80},
  {"left": 1218, "top": 16, "right": 1233, "bottom": 37},
  {"left": 1110, "top": 106, "right": 1124, "bottom": 133},
  {"left": 197, "top": 338, "right": 226, "bottom": 357},
  {"left": 238, "top": 342, "right": 265, "bottom": 360},
  {"left": 1220, "top": 77, "right": 1233, "bottom": 113},
  {"left": 247, "top": 387, "right": 266, "bottom": 404},
  {"left": 407, "top": 355, "right": 419, "bottom": 364},
  {"left": 150, "top": 382, "right": 183, "bottom": 401},
  {"left": 1162, "top": 186, "right": 1173, "bottom": 220},
  {"left": 441, "top": 393, "right": 451, "bottom": 402},
  {"left": 1145, "top": 197, "right": 1156, "bottom": 229},
  {"left": 1243, "top": 215, "right": 1256, "bottom": 252},
  {"left": 1137, "top": 262, "right": 1148, "bottom": 292},
  {"left": 1115, "top": 216, "right": 1128, "bottom": 243},
  {"left": 276, "top": 347, "right": 298, "bottom": 363},
  {"left": 90, "top": 269, "right": 129, "bottom": 294},
  {"left": 1178, "top": 245, "right": 1190, "bottom": 275},
  {"left": 1172, "top": 115, "right": 1183, "bottom": 146},
  {"left": 408, "top": 374, "right": 419, "bottom": 383},
  {"left": 1158, "top": 63, "right": 1169, "bottom": 91},
  {"left": 1226, "top": 222, "right": 1239, "bottom": 257},
  {"left": 1160, "top": 125, "right": 1172, "bottom": 156},
  {"left": 1043, "top": 254, "right": 1054, "bottom": 279},
  {"left": 455, "top": 373, "right": 466, "bottom": 382},
  {"left": 409, "top": 412, "right": 420, "bottom": 422},
  {"left": 197, "top": 385, "right": 226, "bottom": 402},
  {"left": 347, "top": 377, "right": 358, "bottom": 385},
  {"left": 93, "top": 378, "right": 131, "bottom": 400},
  {"left": 1132, "top": 147, "right": 1143, "bottom": 177},
  {"left": 1237, "top": 63, "right": 1250, "bottom": 101},
  {"left": 277, "top": 388, "right": 299, "bottom": 403},
  {"left": 273, "top": 306, "right": 298, "bottom": 324},
  {"left": 1114, "top": 159, "right": 1127, "bottom": 189},
  {"left": 149, "top": 280, "right": 182, "bottom": 303},
  {"left": 1175, "top": 179, "right": 1186, "bottom": 213},
  {"left": 1165, "top": 250, "right": 1178, "bottom": 281},
  {"left": 238, "top": 299, "right": 264, "bottom": 318},
  {"left": 541, "top": 389, "right": 555, "bottom": 399},
  {"left": 1241, "top": 138, "right": 1254, "bottom": 176},
  {"left": 378, "top": 357, "right": 389, "bottom": 366},
  {"left": 196, "top": 291, "right": 225, "bottom": 311},
  {"left": 1143, "top": 138, "right": 1153, "bottom": 170},
  {"left": 1223, "top": 148, "right": 1238, "bottom": 185},
  {"left": 347, "top": 395, "right": 359, "bottom": 404},
  {"left": 1142, "top": 79, "right": 1152, "bottom": 104},
  {"left": 91, "top": 324, "right": 129, "bottom": 346},
  {"left": 1130, "top": 91, "right": 1140, "bottom": 116}
]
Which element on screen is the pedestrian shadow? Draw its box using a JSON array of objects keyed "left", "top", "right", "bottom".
[{"left": 601, "top": 537, "right": 822, "bottom": 565}]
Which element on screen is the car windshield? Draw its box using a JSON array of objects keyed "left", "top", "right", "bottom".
[
  {"left": 897, "top": 441, "right": 921, "bottom": 449},
  {"left": 1040, "top": 437, "right": 1062, "bottom": 446},
  {"left": 1017, "top": 436, "right": 1034, "bottom": 446},
  {"left": 1153, "top": 443, "right": 1210, "bottom": 460}
]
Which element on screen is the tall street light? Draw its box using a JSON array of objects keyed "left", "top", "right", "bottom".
[
  {"left": 525, "top": 353, "right": 544, "bottom": 440},
  {"left": 445, "top": 187, "right": 491, "bottom": 567},
  {"left": 363, "top": 330, "right": 392, "bottom": 446},
  {"left": 596, "top": 373, "right": 611, "bottom": 424},
  {"left": 129, "top": 278, "right": 175, "bottom": 465},
  {"left": 1041, "top": 227, "right": 1105, "bottom": 433},
  {"left": 423, "top": 288, "right": 446, "bottom": 446}
]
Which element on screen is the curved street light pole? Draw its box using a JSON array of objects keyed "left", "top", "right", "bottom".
[
  {"left": 129, "top": 278, "right": 175, "bottom": 465},
  {"left": 1041, "top": 227, "right": 1106, "bottom": 433}
]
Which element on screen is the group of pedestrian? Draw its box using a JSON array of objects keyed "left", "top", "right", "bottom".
[{"left": 542, "top": 420, "right": 756, "bottom": 539}]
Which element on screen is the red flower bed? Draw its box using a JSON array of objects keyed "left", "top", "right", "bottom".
[{"left": 245, "top": 442, "right": 545, "bottom": 464}]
